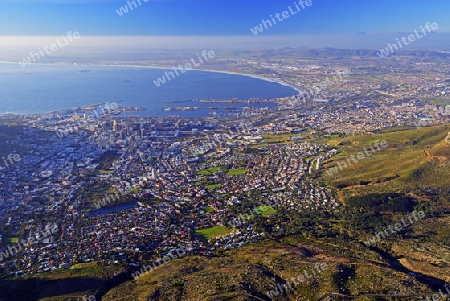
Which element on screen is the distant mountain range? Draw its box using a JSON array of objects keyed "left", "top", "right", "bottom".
[{"left": 233, "top": 47, "right": 450, "bottom": 60}]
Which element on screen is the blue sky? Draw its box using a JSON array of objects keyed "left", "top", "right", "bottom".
[{"left": 0, "top": 0, "right": 449, "bottom": 36}]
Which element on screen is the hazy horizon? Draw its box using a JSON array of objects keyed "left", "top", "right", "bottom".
[
  {"left": 2, "top": 0, "right": 449, "bottom": 59},
  {"left": 1, "top": 33, "right": 450, "bottom": 62}
]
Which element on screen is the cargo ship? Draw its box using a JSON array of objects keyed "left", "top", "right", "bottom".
[
  {"left": 124, "top": 107, "right": 146, "bottom": 111},
  {"left": 163, "top": 107, "right": 200, "bottom": 111}
]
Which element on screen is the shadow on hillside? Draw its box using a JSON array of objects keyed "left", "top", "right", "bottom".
[
  {"left": 0, "top": 271, "right": 132, "bottom": 301},
  {"left": 366, "top": 245, "right": 450, "bottom": 291}
]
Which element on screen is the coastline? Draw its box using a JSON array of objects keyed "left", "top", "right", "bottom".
[
  {"left": 194, "top": 68, "right": 302, "bottom": 95},
  {"left": 0, "top": 61, "right": 300, "bottom": 116},
  {"left": 102, "top": 63, "right": 302, "bottom": 95},
  {"left": 0, "top": 60, "right": 301, "bottom": 95}
]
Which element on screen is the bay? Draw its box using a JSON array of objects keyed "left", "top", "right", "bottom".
[{"left": 0, "top": 62, "right": 297, "bottom": 117}]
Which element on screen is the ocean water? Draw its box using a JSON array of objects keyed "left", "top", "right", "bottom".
[{"left": 0, "top": 62, "right": 297, "bottom": 117}]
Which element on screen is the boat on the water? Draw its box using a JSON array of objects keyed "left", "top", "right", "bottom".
[{"left": 163, "top": 106, "right": 200, "bottom": 111}]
